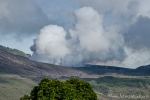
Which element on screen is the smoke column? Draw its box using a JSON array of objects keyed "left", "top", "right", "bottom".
[
  {"left": 31, "top": 3, "right": 150, "bottom": 68},
  {"left": 30, "top": 7, "right": 125, "bottom": 67}
]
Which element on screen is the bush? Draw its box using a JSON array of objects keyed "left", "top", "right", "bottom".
[{"left": 20, "top": 77, "right": 97, "bottom": 100}]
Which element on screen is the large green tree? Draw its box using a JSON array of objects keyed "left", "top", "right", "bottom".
[{"left": 20, "top": 77, "right": 97, "bottom": 100}]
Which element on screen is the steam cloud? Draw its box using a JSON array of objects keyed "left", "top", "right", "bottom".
[
  {"left": 0, "top": 0, "right": 150, "bottom": 68},
  {"left": 30, "top": 0, "right": 150, "bottom": 68},
  {"left": 30, "top": 7, "right": 125, "bottom": 67}
]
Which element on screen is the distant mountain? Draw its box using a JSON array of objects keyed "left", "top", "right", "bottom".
[
  {"left": 0, "top": 45, "right": 29, "bottom": 58},
  {"left": 0, "top": 48, "right": 150, "bottom": 78},
  {"left": 135, "top": 65, "right": 150, "bottom": 75},
  {"left": 76, "top": 64, "right": 150, "bottom": 76}
]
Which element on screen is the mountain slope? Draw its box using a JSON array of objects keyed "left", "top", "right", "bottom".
[
  {"left": 0, "top": 48, "right": 89, "bottom": 78},
  {"left": 0, "top": 48, "right": 150, "bottom": 78},
  {"left": 76, "top": 64, "right": 150, "bottom": 76},
  {"left": 1, "top": 48, "right": 150, "bottom": 100},
  {"left": 0, "top": 45, "right": 29, "bottom": 58}
]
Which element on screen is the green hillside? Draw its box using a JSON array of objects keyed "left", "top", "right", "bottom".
[
  {"left": 1, "top": 74, "right": 150, "bottom": 100},
  {"left": 0, "top": 74, "right": 36, "bottom": 100},
  {"left": 0, "top": 45, "right": 29, "bottom": 58},
  {"left": 0, "top": 45, "right": 150, "bottom": 100},
  {"left": 83, "top": 76, "right": 150, "bottom": 100}
]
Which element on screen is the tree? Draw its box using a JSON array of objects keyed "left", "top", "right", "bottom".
[
  {"left": 20, "top": 94, "right": 30, "bottom": 100},
  {"left": 20, "top": 77, "right": 97, "bottom": 100}
]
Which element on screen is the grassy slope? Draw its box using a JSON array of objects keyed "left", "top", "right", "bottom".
[
  {"left": 83, "top": 76, "right": 150, "bottom": 100},
  {"left": 0, "top": 74, "right": 36, "bottom": 100},
  {"left": 0, "top": 45, "right": 29, "bottom": 58},
  {"left": 1, "top": 74, "right": 150, "bottom": 100}
]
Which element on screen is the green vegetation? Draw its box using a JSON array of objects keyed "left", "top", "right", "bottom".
[
  {"left": 20, "top": 77, "right": 97, "bottom": 100},
  {"left": 0, "top": 45, "right": 29, "bottom": 58},
  {"left": 83, "top": 76, "right": 150, "bottom": 100},
  {"left": 0, "top": 74, "right": 36, "bottom": 100},
  {"left": 1, "top": 75, "right": 150, "bottom": 100}
]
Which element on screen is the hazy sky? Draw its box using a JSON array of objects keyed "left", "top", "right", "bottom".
[
  {"left": 1, "top": 0, "right": 150, "bottom": 68},
  {"left": 0, "top": 0, "right": 79, "bottom": 53}
]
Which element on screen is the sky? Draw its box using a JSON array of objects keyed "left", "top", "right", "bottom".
[{"left": 1, "top": 0, "right": 150, "bottom": 68}]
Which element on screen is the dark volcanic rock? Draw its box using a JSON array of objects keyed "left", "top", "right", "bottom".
[
  {"left": 0, "top": 48, "right": 150, "bottom": 78},
  {"left": 0, "top": 48, "right": 88, "bottom": 78}
]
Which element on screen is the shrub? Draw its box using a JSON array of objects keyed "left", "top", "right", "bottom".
[{"left": 20, "top": 77, "right": 97, "bottom": 100}]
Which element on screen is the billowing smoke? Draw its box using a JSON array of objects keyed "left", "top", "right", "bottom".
[
  {"left": 30, "top": 7, "right": 125, "bottom": 67},
  {"left": 30, "top": 0, "right": 150, "bottom": 68},
  {"left": 1, "top": 0, "right": 150, "bottom": 68},
  {"left": 30, "top": 25, "right": 70, "bottom": 65}
]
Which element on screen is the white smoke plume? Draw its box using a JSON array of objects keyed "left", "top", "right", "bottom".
[
  {"left": 30, "top": 25, "right": 70, "bottom": 65},
  {"left": 30, "top": 0, "right": 150, "bottom": 68},
  {"left": 1, "top": 0, "right": 149, "bottom": 68},
  {"left": 30, "top": 7, "right": 125, "bottom": 67}
]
